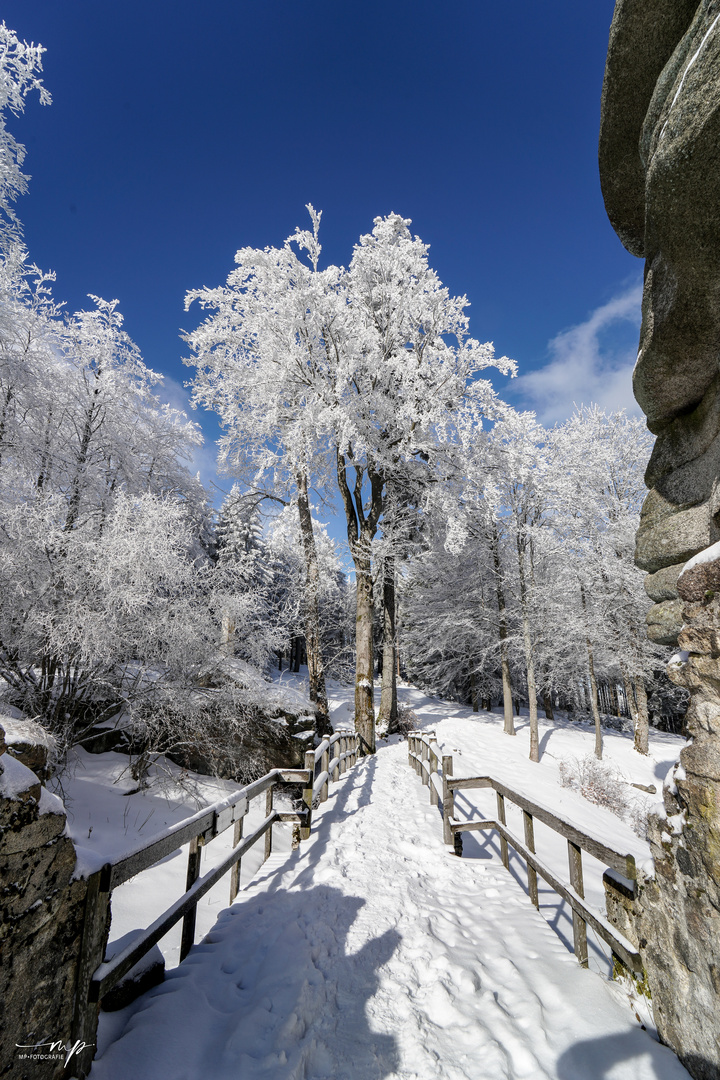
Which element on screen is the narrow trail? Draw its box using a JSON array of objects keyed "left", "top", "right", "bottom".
[{"left": 90, "top": 740, "right": 688, "bottom": 1080}]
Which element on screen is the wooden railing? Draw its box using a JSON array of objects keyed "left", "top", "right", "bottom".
[
  {"left": 71, "top": 727, "right": 359, "bottom": 1078},
  {"left": 407, "top": 730, "right": 642, "bottom": 975}
]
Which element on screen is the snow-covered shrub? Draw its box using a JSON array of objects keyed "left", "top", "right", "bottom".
[
  {"left": 601, "top": 713, "right": 634, "bottom": 735},
  {"left": 559, "top": 755, "right": 630, "bottom": 816},
  {"left": 130, "top": 686, "right": 304, "bottom": 785},
  {"left": 388, "top": 704, "right": 419, "bottom": 738},
  {"left": 628, "top": 801, "right": 649, "bottom": 841},
  {"left": 558, "top": 755, "right": 649, "bottom": 839}
]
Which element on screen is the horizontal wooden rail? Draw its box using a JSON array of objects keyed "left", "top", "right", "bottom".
[
  {"left": 447, "top": 775, "right": 636, "bottom": 882},
  {"left": 90, "top": 809, "right": 285, "bottom": 1000},
  {"left": 314, "top": 730, "right": 347, "bottom": 763},
  {"left": 407, "top": 730, "right": 642, "bottom": 973},
  {"left": 111, "top": 768, "right": 306, "bottom": 889},
  {"left": 492, "top": 819, "right": 641, "bottom": 972},
  {"left": 313, "top": 770, "right": 330, "bottom": 798}
]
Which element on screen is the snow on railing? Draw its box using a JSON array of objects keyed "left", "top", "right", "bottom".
[
  {"left": 71, "top": 727, "right": 359, "bottom": 1079},
  {"left": 406, "top": 730, "right": 642, "bottom": 976},
  {"left": 311, "top": 729, "right": 358, "bottom": 803}
]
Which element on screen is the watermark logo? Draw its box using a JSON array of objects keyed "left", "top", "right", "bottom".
[{"left": 16, "top": 1038, "right": 93, "bottom": 1065}]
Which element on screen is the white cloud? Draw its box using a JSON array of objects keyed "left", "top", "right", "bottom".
[
  {"left": 510, "top": 281, "right": 643, "bottom": 424},
  {"left": 155, "top": 372, "right": 229, "bottom": 500},
  {"left": 155, "top": 370, "right": 194, "bottom": 417}
]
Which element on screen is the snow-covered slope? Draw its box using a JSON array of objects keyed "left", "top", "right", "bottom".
[{"left": 88, "top": 685, "right": 688, "bottom": 1080}]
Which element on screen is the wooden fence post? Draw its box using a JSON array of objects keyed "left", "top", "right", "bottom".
[
  {"left": 180, "top": 836, "right": 202, "bottom": 961},
  {"left": 332, "top": 738, "right": 340, "bottom": 783},
  {"left": 428, "top": 738, "right": 439, "bottom": 806},
  {"left": 71, "top": 863, "right": 112, "bottom": 1079},
  {"left": 264, "top": 785, "right": 274, "bottom": 860},
  {"left": 442, "top": 755, "right": 455, "bottom": 846},
  {"left": 523, "top": 810, "right": 539, "bottom": 908},
  {"left": 568, "top": 840, "right": 588, "bottom": 966},
  {"left": 301, "top": 749, "right": 314, "bottom": 840},
  {"left": 321, "top": 745, "right": 329, "bottom": 802},
  {"left": 421, "top": 738, "right": 429, "bottom": 786},
  {"left": 496, "top": 792, "right": 509, "bottom": 869},
  {"left": 229, "top": 816, "right": 244, "bottom": 902}
]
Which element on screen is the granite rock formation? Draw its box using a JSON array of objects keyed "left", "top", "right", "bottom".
[
  {"left": 600, "top": 3, "right": 720, "bottom": 1076},
  {"left": 0, "top": 726, "right": 102, "bottom": 1080},
  {"left": 600, "top": 0, "right": 720, "bottom": 644}
]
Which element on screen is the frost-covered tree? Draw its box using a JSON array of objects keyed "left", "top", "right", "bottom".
[
  {"left": 185, "top": 209, "right": 512, "bottom": 751},
  {"left": 334, "top": 214, "right": 512, "bottom": 750},
  {"left": 265, "top": 502, "right": 351, "bottom": 679},
  {"left": 184, "top": 208, "right": 335, "bottom": 735},
  {"left": 403, "top": 510, "right": 503, "bottom": 708},
  {"left": 401, "top": 406, "right": 663, "bottom": 759},
  {"left": 0, "top": 24, "right": 284, "bottom": 769},
  {"left": 483, "top": 411, "right": 552, "bottom": 760},
  {"left": 0, "top": 493, "right": 270, "bottom": 749},
  {"left": 546, "top": 407, "right": 661, "bottom": 755},
  {"left": 0, "top": 22, "right": 50, "bottom": 248}
]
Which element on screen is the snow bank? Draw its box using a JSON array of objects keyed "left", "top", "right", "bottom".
[
  {"left": 0, "top": 714, "right": 57, "bottom": 750},
  {"left": 0, "top": 752, "right": 39, "bottom": 799},
  {"left": 682, "top": 539, "right": 720, "bottom": 572}
]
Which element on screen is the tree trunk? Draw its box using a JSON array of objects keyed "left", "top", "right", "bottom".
[
  {"left": 335, "top": 449, "right": 384, "bottom": 755},
  {"left": 220, "top": 612, "right": 235, "bottom": 657},
  {"left": 586, "top": 642, "right": 603, "bottom": 758},
  {"left": 620, "top": 662, "right": 637, "bottom": 726},
  {"left": 354, "top": 550, "right": 375, "bottom": 753},
  {"left": 542, "top": 689, "right": 554, "bottom": 721},
  {"left": 378, "top": 556, "right": 398, "bottom": 729},
  {"left": 296, "top": 470, "right": 331, "bottom": 735},
  {"left": 516, "top": 533, "right": 539, "bottom": 762},
  {"left": 633, "top": 675, "right": 649, "bottom": 755},
  {"left": 580, "top": 584, "right": 602, "bottom": 758},
  {"left": 65, "top": 381, "right": 103, "bottom": 533},
  {"left": 470, "top": 670, "right": 479, "bottom": 712},
  {"left": 490, "top": 519, "right": 515, "bottom": 736}
]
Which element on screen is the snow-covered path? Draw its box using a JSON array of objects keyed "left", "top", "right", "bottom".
[{"left": 91, "top": 738, "right": 688, "bottom": 1080}]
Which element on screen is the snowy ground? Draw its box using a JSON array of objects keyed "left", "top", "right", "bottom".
[{"left": 78, "top": 678, "right": 688, "bottom": 1080}]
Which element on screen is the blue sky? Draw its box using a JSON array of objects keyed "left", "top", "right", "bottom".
[{"left": 3, "top": 0, "right": 641, "bottom": 500}]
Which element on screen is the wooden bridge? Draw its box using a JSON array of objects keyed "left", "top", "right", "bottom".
[{"left": 69, "top": 726, "right": 656, "bottom": 1079}]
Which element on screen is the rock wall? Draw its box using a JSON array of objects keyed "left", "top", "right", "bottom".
[
  {"left": 600, "top": 0, "right": 720, "bottom": 646},
  {"left": 0, "top": 725, "right": 100, "bottom": 1080},
  {"left": 600, "top": 3, "right": 720, "bottom": 1075}
]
